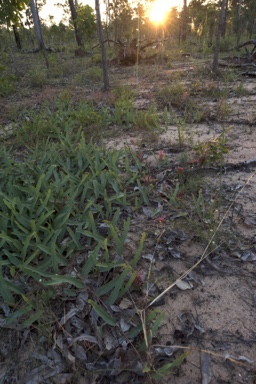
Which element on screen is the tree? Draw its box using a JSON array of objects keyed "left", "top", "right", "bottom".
[
  {"left": 0, "top": 0, "right": 29, "bottom": 25},
  {"left": 108, "top": 0, "right": 133, "bottom": 42},
  {"left": 95, "top": 0, "right": 109, "bottom": 91},
  {"left": 188, "top": 0, "right": 220, "bottom": 45},
  {"left": 181, "top": 0, "right": 188, "bottom": 42},
  {"left": 212, "top": 0, "right": 227, "bottom": 77},
  {"left": 12, "top": 24, "right": 22, "bottom": 49},
  {"left": 29, "top": 0, "right": 49, "bottom": 67},
  {"left": 29, "top": 0, "right": 45, "bottom": 50},
  {"left": 68, "top": 0, "right": 83, "bottom": 47},
  {"left": 76, "top": 5, "right": 96, "bottom": 42}
]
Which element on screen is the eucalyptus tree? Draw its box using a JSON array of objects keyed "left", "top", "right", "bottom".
[
  {"left": 76, "top": 5, "right": 96, "bottom": 42},
  {"left": 244, "top": 0, "right": 256, "bottom": 38},
  {"left": 181, "top": 0, "right": 188, "bottom": 42},
  {"left": 212, "top": 0, "right": 227, "bottom": 77},
  {"left": 189, "top": 0, "right": 220, "bottom": 45},
  {"left": 68, "top": 0, "right": 83, "bottom": 46},
  {"left": 29, "top": 0, "right": 45, "bottom": 50},
  {"left": 231, "top": 0, "right": 256, "bottom": 40},
  {"left": 95, "top": 0, "right": 109, "bottom": 91},
  {"left": 108, "top": 0, "right": 133, "bottom": 41}
]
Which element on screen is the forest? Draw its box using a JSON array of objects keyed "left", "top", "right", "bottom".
[{"left": 0, "top": 0, "right": 256, "bottom": 383}]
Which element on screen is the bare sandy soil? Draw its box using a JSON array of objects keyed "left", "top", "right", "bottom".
[
  {"left": 0, "top": 57, "right": 256, "bottom": 383},
  {"left": 104, "top": 66, "right": 256, "bottom": 383}
]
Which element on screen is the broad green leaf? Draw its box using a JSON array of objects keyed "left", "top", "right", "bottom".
[
  {"left": 82, "top": 243, "right": 101, "bottom": 276},
  {"left": 67, "top": 226, "right": 82, "bottom": 249},
  {"left": 88, "top": 299, "right": 116, "bottom": 326},
  {"left": 130, "top": 232, "right": 146, "bottom": 268},
  {"left": 21, "top": 232, "right": 36, "bottom": 261},
  {"left": 118, "top": 270, "right": 137, "bottom": 297},
  {"left": 109, "top": 224, "right": 124, "bottom": 255},
  {"left": 22, "top": 309, "right": 44, "bottom": 327},
  {"left": 107, "top": 266, "right": 131, "bottom": 305},
  {"left": 0, "top": 270, "right": 14, "bottom": 304},
  {"left": 42, "top": 275, "right": 84, "bottom": 288},
  {"left": 152, "top": 353, "right": 189, "bottom": 379},
  {"left": 5, "top": 306, "right": 31, "bottom": 325}
]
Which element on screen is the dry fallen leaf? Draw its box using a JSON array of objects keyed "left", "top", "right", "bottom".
[
  {"left": 176, "top": 280, "right": 193, "bottom": 290},
  {"left": 201, "top": 352, "right": 212, "bottom": 384}
]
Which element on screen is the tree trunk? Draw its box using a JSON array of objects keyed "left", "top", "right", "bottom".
[
  {"left": 29, "top": 0, "right": 45, "bottom": 50},
  {"left": 95, "top": 0, "right": 109, "bottom": 91},
  {"left": 181, "top": 0, "right": 187, "bottom": 42},
  {"left": 212, "top": 0, "right": 227, "bottom": 77},
  {"left": 221, "top": 0, "right": 229, "bottom": 37},
  {"left": 237, "top": 0, "right": 243, "bottom": 44},
  {"left": 68, "top": 0, "right": 83, "bottom": 47},
  {"left": 12, "top": 25, "right": 22, "bottom": 49}
]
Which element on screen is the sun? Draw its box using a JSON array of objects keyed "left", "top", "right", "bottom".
[{"left": 149, "top": 0, "right": 170, "bottom": 24}]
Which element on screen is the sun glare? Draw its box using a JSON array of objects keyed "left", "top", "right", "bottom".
[{"left": 149, "top": 0, "right": 170, "bottom": 24}]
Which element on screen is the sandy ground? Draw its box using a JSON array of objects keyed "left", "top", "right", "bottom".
[
  {"left": 0, "top": 59, "right": 255, "bottom": 384},
  {"left": 104, "top": 72, "right": 256, "bottom": 383}
]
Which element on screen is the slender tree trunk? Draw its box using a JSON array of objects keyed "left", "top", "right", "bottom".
[
  {"left": 237, "top": 0, "right": 243, "bottom": 43},
  {"left": 221, "top": 0, "right": 228, "bottom": 37},
  {"left": 29, "top": 0, "right": 45, "bottom": 50},
  {"left": 7, "top": 26, "right": 19, "bottom": 75},
  {"left": 95, "top": 0, "right": 109, "bottom": 91},
  {"left": 30, "top": 0, "right": 48, "bottom": 67},
  {"left": 212, "top": 0, "right": 227, "bottom": 78},
  {"left": 181, "top": 0, "right": 187, "bottom": 42},
  {"left": 68, "top": 0, "right": 83, "bottom": 47},
  {"left": 12, "top": 25, "right": 22, "bottom": 49}
]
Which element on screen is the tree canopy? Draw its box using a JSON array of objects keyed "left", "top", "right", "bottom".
[{"left": 0, "top": 0, "right": 29, "bottom": 25}]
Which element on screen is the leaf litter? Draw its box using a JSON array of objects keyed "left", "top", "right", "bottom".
[{"left": 0, "top": 63, "right": 256, "bottom": 384}]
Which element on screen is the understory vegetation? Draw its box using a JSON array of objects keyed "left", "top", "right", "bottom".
[
  {"left": 0, "top": 57, "right": 238, "bottom": 381},
  {"left": 0, "top": 1, "right": 256, "bottom": 381}
]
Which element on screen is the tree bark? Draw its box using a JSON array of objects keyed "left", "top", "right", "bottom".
[
  {"left": 68, "top": 0, "right": 83, "bottom": 47},
  {"left": 237, "top": 0, "right": 243, "bottom": 44},
  {"left": 181, "top": 0, "right": 187, "bottom": 42},
  {"left": 12, "top": 25, "right": 22, "bottom": 49},
  {"left": 212, "top": 0, "right": 227, "bottom": 77},
  {"left": 29, "top": 0, "right": 48, "bottom": 67},
  {"left": 95, "top": 0, "right": 110, "bottom": 91},
  {"left": 29, "top": 0, "right": 45, "bottom": 50},
  {"left": 221, "top": 0, "right": 229, "bottom": 37}
]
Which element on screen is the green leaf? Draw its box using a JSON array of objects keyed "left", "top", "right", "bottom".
[
  {"left": 107, "top": 266, "right": 131, "bottom": 305},
  {"left": 0, "top": 269, "right": 14, "bottom": 304},
  {"left": 81, "top": 243, "right": 101, "bottom": 276},
  {"left": 42, "top": 275, "right": 84, "bottom": 288},
  {"left": 130, "top": 232, "right": 146, "bottom": 268},
  {"left": 21, "top": 232, "right": 36, "bottom": 261},
  {"left": 152, "top": 353, "right": 188, "bottom": 379},
  {"left": 88, "top": 299, "right": 116, "bottom": 326},
  {"left": 5, "top": 306, "right": 31, "bottom": 325},
  {"left": 22, "top": 309, "right": 44, "bottom": 327}
]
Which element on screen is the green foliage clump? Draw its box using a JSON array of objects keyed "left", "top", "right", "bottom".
[
  {"left": 76, "top": 4, "right": 96, "bottom": 41},
  {"left": 85, "top": 66, "right": 102, "bottom": 81},
  {"left": 194, "top": 129, "right": 231, "bottom": 165},
  {"left": 0, "top": 129, "right": 148, "bottom": 309},
  {"left": 156, "top": 83, "right": 187, "bottom": 109},
  {"left": 28, "top": 68, "right": 48, "bottom": 88},
  {"left": 0, "top": 64, "right": 16, "bottom": 97}
]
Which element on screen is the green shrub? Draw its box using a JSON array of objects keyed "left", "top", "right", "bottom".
[
  {"left": 0, "top": 65, "right": 16, "bottom": 97},
  {"left": 28, "top": 68, "right": 48, "bottom": 88},
  {"left": 156, "top": 83, "right": 187, "bottom": 108}
]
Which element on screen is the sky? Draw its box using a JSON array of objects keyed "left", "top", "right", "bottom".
[
  {"left": 40, "top": 0, "right": 187, "bottom": 24},
  {"left": 40, "top": 1, "right": 95, "bottom": 24}
]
